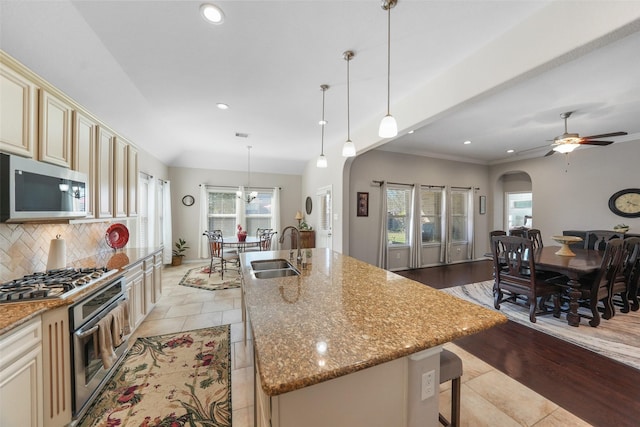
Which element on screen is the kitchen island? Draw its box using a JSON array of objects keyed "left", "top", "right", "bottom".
[{"left": 241, "top": 248, "right": 507, "bottom": 427}]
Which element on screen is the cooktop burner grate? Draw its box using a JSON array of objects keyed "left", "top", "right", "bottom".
[{"left": 0, "top": 267, "right": 116, "bottom": 302}]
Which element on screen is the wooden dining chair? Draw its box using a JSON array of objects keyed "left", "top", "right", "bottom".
[
  {"left": 509, "top": 228, "right": 527, "bottom": 238},
  {"left": 569, "top": 238, "right": 625, "bottom": 327},
  {"left": 616, "top": 237, "right": 640, "bottom": 313},
  {"left": 491, "top": 235, "right": 561, "bottom": 323},
  {"left": 203, "top": 230, "right": 239, "bottom": 279}
]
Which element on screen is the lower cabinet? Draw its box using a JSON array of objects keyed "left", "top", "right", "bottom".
[
  {"left": 41, "top": 307, "right": 72, "bottom": 427},
  {"left": 0, "top": 317, "right": 43, "bottom": 427},
  {"left": 123, "top": 249, "right": 164, "bottom": 329}
]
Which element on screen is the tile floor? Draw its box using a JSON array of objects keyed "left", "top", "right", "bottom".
[{"left": 132, "top": 262, "right": 591, "bottom": 427}]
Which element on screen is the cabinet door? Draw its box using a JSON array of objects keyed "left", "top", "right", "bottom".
[
  {"left": 0, "top": 61, "right": 37, "bottom": 158},
  {"left": 127, "top": 144, "right": 139, "bottom": 217},
  {"left": 113, "top": 136, "right": 128, "bottom": 218},
  {"left": 132, "top": 275, "right": 145, "bottom": 328},
  {"left": 153, "top": 253, "right": 163, "bottom": 303},
  {"left": 0, "top": 317, "right": 43, "bottom": 427},
  {"left": 39, "top": 89, "right": 72, "bottom": 167},
  {"left": 96, "top": 126, "right": 114, "bottom": 218},
  {"left": 72, "top": 110, "right": 97, "bottom": 218}
]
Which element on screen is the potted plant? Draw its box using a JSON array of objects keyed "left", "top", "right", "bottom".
[{"left": 172, "top": 238, "right": 189, "bottom": 266}]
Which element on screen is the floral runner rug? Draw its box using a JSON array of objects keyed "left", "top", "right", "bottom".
[
  {"left": 77, "top": 325, "right": 231, "bottom": 427},
  {"left": 442, "top": 280, "right": 640, "bottom": 371},
  {"left": 179, "top": 264, "right": 241, "bottom": 292}
]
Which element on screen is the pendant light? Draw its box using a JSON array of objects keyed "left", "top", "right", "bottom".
[
  {"left": 379, "top": 0, "right": 398, "bottom": 138},
  {"left": 317, "top": 84, "right": 329, "bottom": 168},
  {"left": 342, "top": 50, "right": 356, "bottom": 157},
  {"left": 236, "top": 145, "right": 258, "bottom": 203}
]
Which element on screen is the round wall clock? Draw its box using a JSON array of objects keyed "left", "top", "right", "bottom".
[
  {"left": 305, "top": 196, "right": 313, "bottom": 215},
  {"left": 608, "top": 188, "right": 640, "bottom": 218},
  {"left": 182, "top": 195, "right": 195, "bottom": 206}
]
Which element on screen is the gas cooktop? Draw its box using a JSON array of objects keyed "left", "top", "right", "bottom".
[{"left": 0, "top": 267, "right": 119, "bottom": 303}]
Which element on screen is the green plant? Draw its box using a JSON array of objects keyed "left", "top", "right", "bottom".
[{"left": 172, "top": 238, "right": 189, "bottom": 257}]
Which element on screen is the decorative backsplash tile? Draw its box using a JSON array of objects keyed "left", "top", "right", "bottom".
[{"left": 0, "top": 221, "right": 133, "bottom": 281}]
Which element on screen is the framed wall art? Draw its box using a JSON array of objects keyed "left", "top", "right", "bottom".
[{"left": 357, "top": 192, "right": 369, "bottom": 217}]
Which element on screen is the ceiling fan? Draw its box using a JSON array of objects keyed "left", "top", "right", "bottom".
[{"left": 544, "top": 111, "right": 627, "bottom": 156}]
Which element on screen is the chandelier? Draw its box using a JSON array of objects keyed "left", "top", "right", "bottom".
[{"left": 237, "top": 145, "right": 258, "bottom": 203}]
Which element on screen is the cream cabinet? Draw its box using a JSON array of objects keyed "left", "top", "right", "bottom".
[
  {"left": 72, "top": 110, "right": 97, "bottom": 218},
  {"left": 38, "top": 89, "right": 73, "bottom": 167},
  {"left": 127, "top": 144, "right": 138, "bottom": 217},
  {"left": 152, "top": 252, "right": 163, "bottom": 303},
  {"left": 41, "top": 307, "right": 72, "bottom": 427},
  {"left": 96, "top": 125, "right": 114, "bottom": 219},
  {"left": 0, "top": 317, "right": 43, "bottom": 427},
  {"left": 124, "top": 262, "right": 145, "bottom": 329},
  {"left": 0, "top": 58, "right": 38, "bottom": 158},
  {"left": 113, "top": 136, "right": 128, "bottom": 218}
]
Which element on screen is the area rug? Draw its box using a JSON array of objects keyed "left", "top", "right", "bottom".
[
  {"left": 77, "top": 325, "right": 231, "bottom": 427},
  {"left": 442, "top": 280, "right": 640, "bottom": 371},
  {"left": 179, "top": 264, "right": 241, "bottom": 292}
]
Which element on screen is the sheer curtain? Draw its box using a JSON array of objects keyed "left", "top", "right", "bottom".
[
  {"left": 409, "top": 184, "right": 422, "bottom": 269},
  {"left": 161, "top": 180, "right": 172, "bottom": 264},
  {"left": 376, "top": 182, "right": 388, "bottom": 269},
  {"left": 271, "top": 187, "right": 281, "bottom": 241},
  {"left": 198, "top": 184, "right": 208, "bottom": 259}
]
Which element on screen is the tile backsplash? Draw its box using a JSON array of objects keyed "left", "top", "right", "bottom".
[{"left": 0, "top": 221, "right": 132, "bottom": 281}]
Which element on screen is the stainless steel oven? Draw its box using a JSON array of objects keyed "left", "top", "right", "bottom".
[{"left": 69, "top": 275, "right": 129, "bottom": 417}]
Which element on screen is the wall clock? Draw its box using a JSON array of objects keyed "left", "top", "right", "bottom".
[
  {"left": 305, "top": 196, "right": 313, "bottom": 215},
  {"left": 608, "top": 188, "right": 640, "bottom": 218},
  {"left": 182, "top": 195, "right": 195, "bottom": 207}
]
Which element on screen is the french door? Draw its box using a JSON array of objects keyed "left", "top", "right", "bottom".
[{"left": 316, "top": 186, "right": 332, "bottom": 249}]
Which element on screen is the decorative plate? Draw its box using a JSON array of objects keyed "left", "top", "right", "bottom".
[{"left": 105, "top": 223, "right": 129, "bottom": 249}]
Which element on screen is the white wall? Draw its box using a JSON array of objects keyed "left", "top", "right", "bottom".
[
  {"left": 348, "top": 150, "right": 491, "bottom": 267},
  {"left": 168, "top": 166, "right": 302, "bottom": 261},
  {"left": 489, "top": 140, "right": 640, "bottom": 248}
]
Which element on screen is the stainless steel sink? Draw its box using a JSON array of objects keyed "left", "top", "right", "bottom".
[
  {"left": 251, "top": 259, "right": 292, "bottom": 271},
  {"left": 253, "top": 268, "right": 300, "bottom": 279}
]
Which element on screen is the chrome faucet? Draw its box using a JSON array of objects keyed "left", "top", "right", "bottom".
[{"left": 279, "top": 226, "right": 302, "bottom": 264}]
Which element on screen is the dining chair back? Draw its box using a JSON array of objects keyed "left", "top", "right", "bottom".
[
  {"left": 260, "top": 230, "right": 277, "bottom": 251},
  {"left": 526, "top": 229, "right": 543, "bottom": 249},
  {"left": 490, "top": 235, "right": 561, "bottom": 323},
  {"left": 509, "top": 228, "right": 527, "bottom": 238},
  {"left": 584, "top": 230, "right": 624, "bottom": 251},
  {"left": 619, "top": 237, "right": 640, "bottom": 312},
  {"left": 203, "top": 230, "right": 239, "bottom": 279}
]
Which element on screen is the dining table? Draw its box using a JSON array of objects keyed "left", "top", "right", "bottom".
[
  {"left": 532, "top": 246, "right": 603, "bottom": 327},
  {"left": 223, "top": 235, "right": 261, "bottom": 252}
]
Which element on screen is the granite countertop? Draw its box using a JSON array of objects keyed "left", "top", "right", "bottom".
[
  {"left": 0, "top": 247, "right": 163, "bottom": 335},
  {"left": 240, "top": 248, "right": 507, "bottom": 397}
]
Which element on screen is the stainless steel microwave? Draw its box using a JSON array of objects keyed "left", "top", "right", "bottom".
[{"left": 0, "top": 153, "right": 87, "bottom": 222}]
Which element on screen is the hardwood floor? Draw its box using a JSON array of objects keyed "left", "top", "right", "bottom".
[{"left": 396, "top": 260, "right": 640, "bottom": 426}]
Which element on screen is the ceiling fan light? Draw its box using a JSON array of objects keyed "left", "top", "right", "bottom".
[
  {"left": 379, "top": 114, "right": 398, "bottom": 138},
  {"left": 342, "top": 139, "right": 356, "bottom": 157},
  {"left": 316, "top": 154, "right": 328, "bottom": 168},
  {"left": 553, "top": 143, "right": 580, "bottom": 154}
]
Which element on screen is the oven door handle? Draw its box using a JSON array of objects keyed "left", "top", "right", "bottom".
[{"left": 75, "top": 324, "right": 99, "bottom": 340}]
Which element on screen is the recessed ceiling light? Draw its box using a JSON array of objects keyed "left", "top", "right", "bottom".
[
  {"left": 507, "top": 149, "right": 515, "bottom": 153},
  {"left": 216, "top": 103, "right": 229, "bottom": 110},
  {"left": 200, "top": 4, "right": 225, "bottom": 24},
  {"left": 463, "top": 140, "right": 471, "bottom": 145},
  {"left": 407, "top": 130, "right": 414, "bottom": 134}
]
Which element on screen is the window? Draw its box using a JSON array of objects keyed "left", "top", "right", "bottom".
[
  {"left": 206, "top": 188, "right": 274, "bottom": 236},
  {"left": 420, "top": 187, "right": 443, "bottom": 244},
  {"left": 387, "top": 186, "right": 412, "bottom": 245},
  {"left": 450, "top": 190, "right": 469, "bottom": 242},
  {"left": 506, "top": 192, "right": 532, "bottom": 229},
  {"left": 207, "top": 190, "right": 237, "bottom": 235},
  {"left": 245, "top": 191, "right": 273, "bottom": 234}
]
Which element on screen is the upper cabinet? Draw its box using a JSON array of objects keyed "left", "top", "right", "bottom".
[
  {"left": 0, "top": 60, "right": 37, "bottom": 158},
  {"left": 127, "top": 144, "right": 139, "bottom": 217},
  {"left": 96, "top": 126, "right": 115, "bottom": 219},
  {"left": 38, "top": 89, "right": 73, "bottom": 167},
  {"left": 113, "top": 136, "right": 128, "bottom": 218},
  {"left": 72, "top": 110, "right": 97, "bottom": 218}
]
